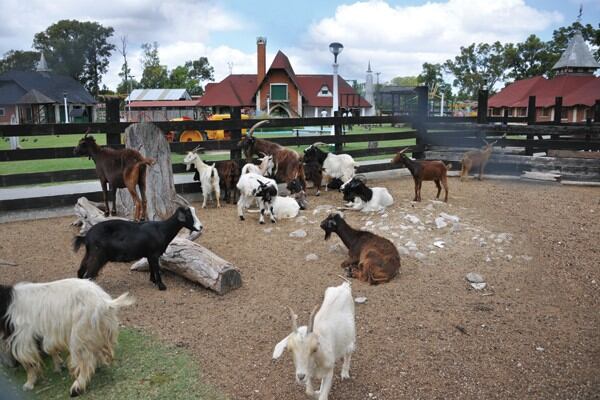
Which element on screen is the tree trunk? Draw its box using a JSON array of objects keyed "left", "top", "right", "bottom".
[
  {"left": 72, "top": 197, "right": 241, "bottom": 294},
  {"left": 131, "top": 238, "right": 242, "bottom": 295},
  {"left": 116, "top": 122, "right": 187, "bottom": 221}
]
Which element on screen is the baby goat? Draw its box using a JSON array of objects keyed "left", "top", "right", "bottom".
[
  {"left": 460, "top": 137, "right": 501, "bottom": 181},
  {"left": 321, "top": 213, "right": 400, "bottom": 284},
  {"left": 236, "top": 173, "right": 278, "bottom": 224},
  {"left": 0, "top": 278, "right": 134, "bottom": 396},
  {"left": 74, "top": 207, "right": 202, "bottom": 291},
  {"left": 340, "top": 177, "right": 394, "bottom": 212},
  {"left": 241, "top": 152, "right": 275, "bottom": 176},
  {"left": 183, "top": 149, "right": 220, "bottom": 208},
  {"left": 273, "top": 281, "right": 356, "bottom": 400},
  {"left": 391, "top": 148, "right": 449, "bottom": 202}
]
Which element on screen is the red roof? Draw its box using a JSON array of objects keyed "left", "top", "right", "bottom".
[
  {"left": 296, "top": 75, "right": 371, "bottom": 107},
  {"left": 489, "top": 75, "right": 600, "bottom": 108},
  {"left": 198, "top": 75, "right": 257, "bottom": 107},
  {"left": 128, "top": 99, "right": 201, "bottom": 108}
]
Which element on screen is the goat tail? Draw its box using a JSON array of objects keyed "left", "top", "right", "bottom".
[
  {"left": 109, "top": 292, "right": 135, "bottom": 309},
  {"left": 446, "top": 163, "right": 452, "bottom": 170},
  {"left": 142, "top": 157, "right": 155, "bottom": 166},
  {"left": 73, "top": 235, "right": 86, "bottom": 252}
]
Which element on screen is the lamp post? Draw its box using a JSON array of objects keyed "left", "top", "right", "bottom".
[
  {"left": 266, "top": 95, "right": 270, "bottom": 116},
  {"left": 329, "top": 42, "right": 343, "bottom": 135},
  {"left": 63, "top": 91, "right": 69, "bottom": 123}
]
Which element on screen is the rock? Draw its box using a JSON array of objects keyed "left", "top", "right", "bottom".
[
  {"left": 485, "top": 256, "right": 491, "bottom": 262},
  {"left": 396, "top": 246, "right": 410, "bottom": 255},
  {"left": 329, "top": 243, "right": 346, "bottom": 254},
  {"left": 381, "top": 213, "right": 388, "bottom": 218},
  {"left": 425, "top": 203, "right": 434, "bottom": 211},
  {"left": 379, "top": 226, "right": 390, "bottom": 231},
  {"left": 433, "top": 240, "right": 445, "bottom": 248},
  {"left": 354, "top": 297, "right": 367, "bottom": 304},
  {"left": 470, "top": 282, "right": 487, "bottom": 290},
  {"left": 440, "top": 212, "right": 459, "bottom": 223},
  {"left": 263, "top": 228, "right": 273, "bottom": 233},
  {"left": 289, "top": 229, "right": 307, "bottom": 238},
  {"left": 312, "top": 205, "right": 335, "bottom": 215},
  {"left": 391, "top": 232, "right": 399, "bottom": 237},
  {"left": 414, "top": 252, "right": 426, "bottom": 260},
  {"left": 365, "top": 221, "right": 374, "bottom": 226},
  {"left": 521, "top": 255, "right": 533, "bottom": 261},
  {"left": 404, "top": 214, "right": 421, "bottom": 224},
  {"left": 536, "top": 346, "right": 544, "bottom": 352},
  {"left": 506, "top": 254, "right": 513, "bottom": 260},
  {"left": 466, "top": 272, "right": 485, "bottom": 283},
  {"left": 305, "top": 253, "right": 319, "bottom": 261},
  {"left": 451, "top": 223, "right": 462, "bottom": 232},
  {"left": 435, "top": 217, "right": 448, "bottom": 229}
]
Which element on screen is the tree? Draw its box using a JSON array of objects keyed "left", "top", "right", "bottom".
[
  {"left": 33, "top": 20, "right": 115, "bottom": 95},
  {"left": 116, "top": 78, "right": 142, "bottom": 95},
  {"left": 444, "top": 42, "right": 507, "bottom": 99},
  {"left": 504, "top": 35, "right": 556, "bottom": 81},
  {"left": 0, "top": 50, "right": 40, "bottom": 74},
  {"left": 389, "top": 76, "right": 418, "bottom": 86},
  {"left": 167, "top": 57, "right": 214, "bottom": 95},
  {"left": 417, "top": 62, "right": 452, "bottom": 99},
  {"left": 140, "top": 42, "right": 168, "bottom": 89}
]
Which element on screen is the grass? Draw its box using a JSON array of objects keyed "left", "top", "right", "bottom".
[
  {"left": 0, "top": 328, "right": 227, "bottom": 400},
  {"left": 0, "top": 125, "right": 414, "bottom": 176}
]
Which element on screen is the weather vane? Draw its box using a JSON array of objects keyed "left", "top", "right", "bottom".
[{"left": 577, "top": 4, "right": 582, "bottom": 23}]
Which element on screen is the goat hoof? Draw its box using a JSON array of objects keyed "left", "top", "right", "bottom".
[
  {"left": 69, "top": 386, "right": 82, "bottom": 397},
  {"left": 158, "top": 283, "right": 167, "bottom": 291},
  {"left": 239, "top": 216, "right": 245, "bottom": 221}
]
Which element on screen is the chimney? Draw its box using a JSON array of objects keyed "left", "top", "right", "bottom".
[{"left": 257, "top": 36, "right": 267, "bottom": 84}]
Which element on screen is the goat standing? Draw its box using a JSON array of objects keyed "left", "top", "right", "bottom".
[
  {"left": 273, "top": 281, "right": 356, "bottom": 400},
  {"left": 183, "top": 148, "right": 221, "bottom": 208},
  {"left": 391, "top": 148, "right": 449, "bottom": 202},
  {"left": 74, "top": 134, "right": 154, "bottom": 221},
  {"left": 303, "top": 143, "right": 356, "bottom": 195},
  {"left": 321, "top": 213, "right": 400, "bottom": 284},
  {"left": 460, "top": 137, "right": 501, "bottom": 181}
]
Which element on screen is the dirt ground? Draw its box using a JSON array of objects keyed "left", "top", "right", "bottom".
[{"left": 1, "top": 176, "right": 599, "bottom": 400}]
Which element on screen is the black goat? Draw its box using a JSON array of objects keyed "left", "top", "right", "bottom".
[{"left": 73, "top": 207, "right": 203, "bottom": 291}]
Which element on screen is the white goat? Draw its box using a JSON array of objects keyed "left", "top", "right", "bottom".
[
  {"left": 273, "top": 281, "right": 356, "bottom": 400},
  {"left": 0, "top": 278, "right": 134, "bottom": 396},
  {"left": 272, "top": 195, "right": 300, "bottom": 219},
  {"left": 304, "top": 143, "right": 356, "bottom": 192},
  {"left": 340, "top": 177, "right": 394, "bottom": 212},
  {"left": 183, "top": 151, "right": 220, "bottom": 208},
  {"left": 236, "top": 172, "right": 278, "bottom": 224},
  {"left": 241, "top": 152, "right": 274, "bottom": 176}
]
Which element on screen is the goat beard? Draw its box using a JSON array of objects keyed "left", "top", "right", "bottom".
[{"left": 324, "top": 231, "right": 332, "bottom": 240}]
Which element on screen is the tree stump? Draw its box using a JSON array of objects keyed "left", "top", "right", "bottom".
[
  {"left": 72, "top": 197, "right": 241, "bottom": 294},
  {"left": 116, "top": 122, "right": 188, "bottom": 221}
]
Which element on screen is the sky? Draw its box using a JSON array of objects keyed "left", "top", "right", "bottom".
[{"left": 0, "top": 0, "right": 598, "bottom": 90}]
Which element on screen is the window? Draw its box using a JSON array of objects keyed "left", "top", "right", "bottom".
[
  {"left": 0, "top": 108, "right": 4, "bottom": 117},
  {"left": 270, "top": 84, "right": 288, "bottom": 101},
  {"left": 318, "top": 85, "right": 331, "bottom": 97},
  {"left": 541, "top": 107, "right": 550, "bottom": 117}
]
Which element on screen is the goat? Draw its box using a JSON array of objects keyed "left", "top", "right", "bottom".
[
  {"left": 183, "top": 149, "right": 221, "bottom": 208},
  {"left": 303, "top": 143, "right": 356, "bottom": 194},
  {"left": 74, "top": 133, "right": 154, "bottom": 221},
  {"left": 286, "top": 179, "right": 308, "bottom": 210},
  {"left": 391, "top": 148, "right": 449, "bottom": 202},
  {"left": 238, "top": 120, "right": 305, "bottom": 187},
  {"left": 73, "top": 206, "right": 203, "bottom": 291},
  {"left": 460, "top": 137, "right": 502, "bottom": 181},
  {"left": 273, "top": 281, "right": 356, "bottom": 400},
  {"left": 340, "top": 177, "right": 394, "bottom": 212},
  {"left": 241, "top": 152, "right": 274, "bottom": 176},
  {"left": 236, "top": 173, "right": 278, "bottom": 224},
  {"left": 321, "top": 213, "right": 400, "bottom": 284},
  {"left": 216, "top": 160, "right": 242, "bottom": 204},
  {"left": 0, "top": 278, "right": 134, "bottom": 396},
  {"left": 302, "top": 160, "right": 324, "bottom": 195},
  {"left": 272, "top": 196, "right": 301, "bottom": 219}
]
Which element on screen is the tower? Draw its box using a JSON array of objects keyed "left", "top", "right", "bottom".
[{"left": 364, "top": 61, "right": 375, "bottom": 116}]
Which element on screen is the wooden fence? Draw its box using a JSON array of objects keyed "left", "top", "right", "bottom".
[{"left": 0, "top": 88, "right": 599, "bottom": 211}]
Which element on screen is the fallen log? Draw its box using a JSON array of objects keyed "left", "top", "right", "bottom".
[{"left": 72, "top": 197, "right": 241, "bottom": 294}]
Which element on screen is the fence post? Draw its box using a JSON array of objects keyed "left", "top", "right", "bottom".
[
  {"left": 105, "top": 98, "right": 121, "bottom": 147},
  {"left": 525, "top": 95, "right": 536, "bottom": 156},
  {"left": 477, "top": 89, "right": 488, "bottom": 124},
  {"left": 502, "top": 108, "right": 509, "bottom": 126},
  {"left": 594, "top": 99, "right": 600, "bottom": 123},
  {"left": 414, "top": 85, "right": 428, "bottom": 159},
  {"left": 334, "top": 110, "right": 343, "bottom": 153},
  {"left": 230, "top": 107, "right": 242, "bottom": 161},
  {"left": 552, "top": 96, "right": 562, "bottom": 140}
]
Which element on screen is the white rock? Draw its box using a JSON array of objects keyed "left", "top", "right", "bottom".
[
  {"left": 414, "top": 252, "right": 426, "bottom": 260},
  {"left": 263, "top": 228, "right": 273, "bottom": 233},
  {"left": 470, "top": 282, "right": 487, "bottom": 290},
  {"left": 305, "top": 253, "right": 319, "bottom": 261},
  {"left": 391, "top": 232, "right": 400, "bottom": 237},
  {"left": 435, "top": 217, "right": 448, "bottom": 229},
  {"left": 417, "top": 226, "right": 425, "bottom": 231},
  {"left": 396, "top": 246, "right": 410, "bottom": 255},
  {"left": 440, "top": 212, "right": 460, "bottom": 223},
  {"left": 381, "top": 213, "right": 388, "bottom": 218},
  {"left": 506, "top": 254, "right": 513, "bottom": 260},
  {"left": 399, "top": 224, "right": 411, "bottom": 230},
  {"left": 354, "top": 297, "right": 367, "bottom": 304},
  {"left": 451, "top": 223, "right": 462, "bottom": 232},
  {"left": 466, "top": 272, "right": 485, "bottom": 283},
  {"left": 536, "top": 346, "right": 544, "bottom": 352},
  {"left": 365, "top": 220, "right": 374, "bottom": 226},
  {"left": 433, "top": 240, "right": 445, "bottom": 248},
  {"left": 521, "top": 255, "right": 533, "bottom": 261},
  {"left": 425, "top": 203, "right": 434, "bottom": 211},
  {"left": 404, "top": 214, "right": 421, "bottom": 224},
  {"left": 485, "top": 256, "right": 492, "bottom": 262},
  {"left": 312, "top": 205, "right": 335, "bottom": 215},
  {"left": 379, "top": 226, "right": 390, "bottom": 231},
  {"left": 289, "top": 229, "right": 307, "bottom": 238}
]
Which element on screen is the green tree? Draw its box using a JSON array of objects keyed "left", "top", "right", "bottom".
[
  {"left": 389, "top": 76, "right": 418, "bottom": 86},
  {"left": 167, "top": 57, "right": 214, "bottom": 94},
  {"left": 140, "top": 42, "right": 168, "bottom": 89},
  {"left": 33, "top": 20, "right": 115, "bottom": 95},
  {"left": 444, "top": 42, "right": 507, "bottom": 99},
  {"left": 504, "top": 35, "right": 556, "bottom": 81},
  {"left": 116, "top": 78, "right": 142, "bottom": 95},
  {"left": 417, "top": 62, "right": 452, "bottom": 100},
  {"left": 0, "top": 50, "right": 40, "bottom": 74}
]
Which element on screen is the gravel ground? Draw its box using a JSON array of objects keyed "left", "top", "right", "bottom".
[{"left": 1, "top": 177, "right": 598, "bottom": 400}]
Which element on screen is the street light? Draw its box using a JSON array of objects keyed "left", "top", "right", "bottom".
[
  {"left": 63, "top": 91, "right": 69, "bottom": 123},
  {"left": 329, "top": 42, "right": 343, "bottom": 135}
]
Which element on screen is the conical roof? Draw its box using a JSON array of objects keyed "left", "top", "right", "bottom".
[
  {"left": 552, "top": 31, "right": 600, "bottom": 70},
  {"left": 36, "top": 53, "right": 51, "bottom": 72}
]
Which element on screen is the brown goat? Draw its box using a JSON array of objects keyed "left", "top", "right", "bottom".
[
  {"left": 238, "top": 120, "right": 305, "bottom": 187},
  {"left": 74, "top": 134, "right": 154, "bottom": 221},
  {"left": 321, "top": 213, "right": 400, "bottom": 284},
  {"left": 302, "top": 160, "right": 324, "bottom": 195},
  {"left": 391, "top": 148, "right": 449, "bottom": 202},
  {"left": 459, "top": 138, "right": 500, "bottom": 181},
  {"left": 215, "top": 160, "right": 241, "bottom": 204}
]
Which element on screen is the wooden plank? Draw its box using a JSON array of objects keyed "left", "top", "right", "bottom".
[{"left": 345, "top": 145, "right": 424, "bottom": 158}]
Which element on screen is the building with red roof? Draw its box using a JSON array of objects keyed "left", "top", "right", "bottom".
[
  {"left": 198, "top": 37, "right": 371, "bottom": 118},
  {"left": 488, "top": 30, "right": 600, "bottom": 123}
]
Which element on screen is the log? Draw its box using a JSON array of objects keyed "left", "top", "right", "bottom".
[
  {"left": 72, "top": 197, "right": 241, "bottom": 294},
  {"left": 116, "top": 123, "right": 188, "bottom": 221},
  {"left": 130, "top": 238, "right": 242, "bottom": 295}
]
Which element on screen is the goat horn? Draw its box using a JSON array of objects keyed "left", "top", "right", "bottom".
[
  {"left": 397, "top": 147, "right": 408, "bottom": 155},
  {"left": 192, "top": 145, "right": 204, "bottom": 153},
  {"left": 247, "top": 120, "right": 269, "bottom": 137},
  {"left": 307, "top": 305, "right": 319, "bottom": 334},
  {"left": 288, "top": 307, "right": 298, "bottom": 332},
  {"left": 311, "top": 142, "right": 328, "bottom": 147}
]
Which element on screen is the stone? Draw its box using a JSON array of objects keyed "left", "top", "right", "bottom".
[
  {"left": 440, "top": 212, "right": 460, "bottom": 223},
  {"left": 435, "top": 217, "right": 448, "bottom": 229},
  {"left": 470, "top": 282, "right": 487, "bottom": 290},
  {"left": 354, "top": 297, "right": 368, "bottom": 304},
  {"left": 305, "top": 253, "right": 319, "bottom": 261},
  {"left": 466, "top": 272, "right": 485, "bottom": 283},
  {"left": 289, "top": 229, "right": 307, "bottom": 238},
  {"left": 414, "top": 252, "right": 426, "bottom": 260},
  {"left": 396, "top": 246, "right": 410, "bottom": 255},
  {"left": 404, "top": 214, "right": 421, "bottom": 224},
  {"left": 263, "top": 228, "right": 273, "bottom": 233},
  {"left": 433, "top": 240, "right": 445, "bottom": 248}
]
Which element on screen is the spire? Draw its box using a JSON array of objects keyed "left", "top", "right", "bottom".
[
  {"left": 36, "top": 53, "right": 50, "bottom": 72},
  {"left": 364, "top": 62, "right": 375, "bottom": 116},
  {"left": 367, "top": 60, "right": 372, "bottom": 73}
]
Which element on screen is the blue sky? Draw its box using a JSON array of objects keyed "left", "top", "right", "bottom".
[{"left": 0, "top": 0, "right": 597, "bottom": 89}]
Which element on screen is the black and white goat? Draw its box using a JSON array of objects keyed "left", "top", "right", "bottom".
[
  {"left": 73, "top": 207, "right": 203, "bottom": 290},
  {"left": 340, "top": 177, "right": 394, "bottom": 212},
  {"left": 303, "top": 143, "right": 356, "bottom": 195},
  {"left": 0, "top": 278, "right": 134, "bottom": 397},
  {"left": 236, "top": 173, "right": 278, "bottom": 224}
]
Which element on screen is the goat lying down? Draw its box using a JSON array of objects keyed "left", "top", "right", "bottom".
[
  {"left": 273, "top": 281, "right": 356, "bottom": 400},
  {"left": 0, "top": 278, "right": 134, "bottom": 397},
  {"left": 340, "top": 177, "right": 393, "bottom": 212}
]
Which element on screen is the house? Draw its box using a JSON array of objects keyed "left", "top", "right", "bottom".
[
  {"left": 488, "top": 29, "right": 600, "bottom": 122},
  {"left": 0, "top": 54, "right": 96, "bottom": 124},
  {"left": 199, "top": 37, "right": 371, "bottom": 117},
  {"left": 124, "top": 88, "right": 203, "bottom": 121}
]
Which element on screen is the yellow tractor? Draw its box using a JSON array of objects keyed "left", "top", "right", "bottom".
[{"left": 167, "top": 114, "right": 250, "bottom": 142}]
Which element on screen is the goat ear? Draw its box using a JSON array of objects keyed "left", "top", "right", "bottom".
[
  {"left": 272, "top": 334, "right": 291, "bottom": 359},
  {"left": 177, "top": 208, "right": 186, "bottom": 222}
]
